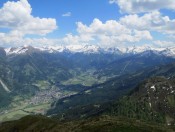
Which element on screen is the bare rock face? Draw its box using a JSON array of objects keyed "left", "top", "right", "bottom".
[{"left": 0, "top": 47, "right": 6, "bottom": 57}]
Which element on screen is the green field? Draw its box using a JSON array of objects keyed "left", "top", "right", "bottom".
[
  {"left": 0, "top": 103, "right": 51, "bottom": 122},
  {"left": 62, "top": 71, "right": 106, "bottom": 86},
  {"left": 33, "top": 80, "right": 51, "bottom": 90},
  {"left": 0, "top": 87, "right": 77, "bottom": 123},
  {"left": 24, "top": 103, "right": 50, "bottom": 114},
  {"left": 0, "top": 110, "right": 29, "bottom": 122}
]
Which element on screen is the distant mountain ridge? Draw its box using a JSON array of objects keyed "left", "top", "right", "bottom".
[{"left": 4, "top": 45, "right": 175, "bottom": 57}]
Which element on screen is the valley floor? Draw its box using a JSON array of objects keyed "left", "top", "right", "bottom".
[{"left": 0, "top": 87, "right": 77, "bottom": 122}]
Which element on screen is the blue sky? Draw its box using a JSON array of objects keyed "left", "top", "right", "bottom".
[
  {"left": 0, "top": 0, "right": 174, "bottom": 48},
  {"left": 29, "top": 0, "right": 121, "bottom": 38}
]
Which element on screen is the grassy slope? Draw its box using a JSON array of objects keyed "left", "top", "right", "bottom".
[{"left": 0, "top": 115, "right": 174, "bottom": 132}]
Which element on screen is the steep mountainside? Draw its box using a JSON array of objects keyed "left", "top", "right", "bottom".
[
  {"left": 0, "top": 48, "right": 14, "bottom": 107},
  {"left": 110, "top": 77, "right": 175, "bottom": 126}
]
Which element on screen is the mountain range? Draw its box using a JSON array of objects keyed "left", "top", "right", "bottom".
[
  {"left": 0, "top": 45, "right": 175, "bottom": 131},
  {"left": 4, "top": 45, "right": 175, "bottom": 57}
]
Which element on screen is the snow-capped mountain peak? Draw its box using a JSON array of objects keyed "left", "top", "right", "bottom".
[
  {"left": 119, "top": 45, "right": 152, "bottom": 54},
  {"left": 160, "top": 47, "right": 175, "bottom": 57},
  {"left": 5, "top": 45, "right": 39, "bottom": 55}
]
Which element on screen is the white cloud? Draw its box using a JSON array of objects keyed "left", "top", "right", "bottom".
[
  {"left": 62, "top": 34, "right": 81, "bottom": 45},
  {"left": 109, "top": 0, "right": 175, "bottom": 13},
  {"left": 120, "top": 11, "right": 175, "bottom": 34},
  {"left": 0, "top": 34, "right": 61, "bottom": 47},
  {"left": 168, "top": 35, "right": 175, "bottom": 40},
  {"left": 133, "top": 30, "right": 153, "bottom": 40},
  {"left": 77, "top": 18, "right": 131, "bottom": 36},
  {"left": 60, "top": 18, "right": 152, "bottom": 47},
  {"left": 61, "top": 33, "right": 94, "bottom": 46},
  {"left": 0, "top": 0, "right": 172, "bottom": 48},
  {"left": 153, "top": 40, "right": 175, "bottom": 48},
  {"left": 62, "top": 12, "right": 71, "bottom": 17},
  {"left": 0, "top": 0, "right": 57, "bottom": 36}
]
